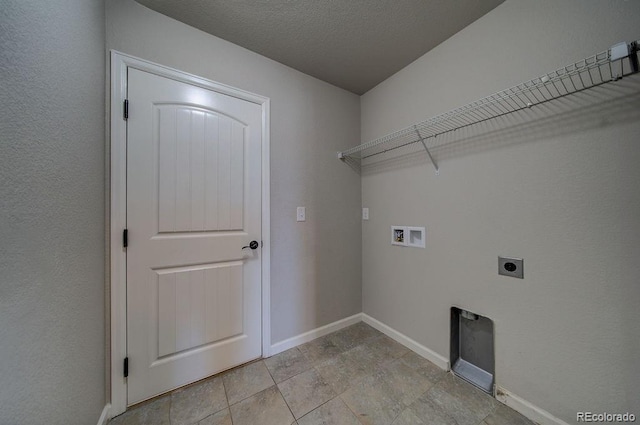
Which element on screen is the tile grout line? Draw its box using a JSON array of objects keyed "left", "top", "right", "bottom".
[
  {"left": 477, "top": 399, "right": 500, "bottom": 425},
  {"left": 280, "top": 328, "right": 382, "bottom": 425},
  {"left": 169, "top": 390, "right": 173, "bottom": 425},
  {"left": 271, "top": 356, "right": 340, "bottom": 421},
  {"left": 303, "top": 329, "right": 386, "bottom": 425},
  {"left": 220, "top": 378, "right": 233, "bottom": 425},
  {"left": 338, "top": 392, "right": 368, "bottom": 425},
  {"left": 296, "top": 395, "right": 337, "bottom": 423},
  {"left": 274, "top": 382, "right": 298, "bottom": 424},
  {"left": 223, "top": 361, "right": 277, "bottom": 406},
  {"left": 125, "top": 324, "right": 518, "bottom": 425},
  {"left": 265, "top": 347, "right": 314, "bottom": 385}
]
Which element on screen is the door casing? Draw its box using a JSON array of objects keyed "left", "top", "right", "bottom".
[{"left": 109, "top": 51, "right": 271, "bottom": 418}]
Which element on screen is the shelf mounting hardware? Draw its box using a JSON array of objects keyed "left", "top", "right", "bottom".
[
  {"left": 631, "top": 41, "right": 639, "bottom": 74},
  {"left": 414, "top": 125, "right": 439, "bottom": 175}
]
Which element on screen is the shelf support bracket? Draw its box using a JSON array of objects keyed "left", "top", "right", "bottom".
[
  {"left": 630, "top": 41, "right": 639, "bottom": 74},
  {"left": 414, "top": 126, "right": 439, "bottom": 175}
]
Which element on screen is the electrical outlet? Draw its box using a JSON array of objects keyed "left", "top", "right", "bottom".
[
  {"left": 297, "top": 207, "right": 306, "bottom": 222},
  {"left": 362, "top": 208, "right": 369, "bottom": 220},
  {"left": 498, "top": 256, "right": 523, "bottom": 279}
]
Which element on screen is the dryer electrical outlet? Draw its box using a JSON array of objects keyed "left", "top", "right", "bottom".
[{"left": 498, "top": 256, "right": 523, "bottom": 279}]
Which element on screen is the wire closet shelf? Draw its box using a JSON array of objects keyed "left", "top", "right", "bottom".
[{"left": 338, "top": 40, "right": 640, "bottom": 173}]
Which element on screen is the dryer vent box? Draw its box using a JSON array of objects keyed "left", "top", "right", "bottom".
[{"left": 450, "top": 307, "right": 494, "bottom": 395}]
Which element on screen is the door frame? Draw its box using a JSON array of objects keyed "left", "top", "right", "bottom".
[{"left": 109, "top": 51, "right": 271, "bottom": 417}]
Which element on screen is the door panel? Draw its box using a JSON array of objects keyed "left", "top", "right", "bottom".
[
  {"left": 155, "top": 262, "right": 243, "bottom": 358},
  {"left": 156, "top": 105, "right": 246, "bottom": 233},
  {"left": 126, "top": 68, "right": 262, "bottom": 405}
]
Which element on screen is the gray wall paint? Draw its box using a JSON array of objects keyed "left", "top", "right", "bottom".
[
  {"left": 361, "top": 0, "right": 640, "bottom": 422},
  {"left": 0, "top": 1, "right": 106, "bottom": 424},
  {"left": 106, "top": 0, "right": 362, "bottom": 344}
]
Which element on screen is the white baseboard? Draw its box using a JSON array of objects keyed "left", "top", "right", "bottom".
[
  {"left": 269, "top": 312, "right": 450, "bottom": 372},
  {"left": 269, "top": 313, "right": 363, "bottom": 356},
  {"left": 97, "top": 404, "right": 111, "bottom": 425},
  {"left": 269, "top": 312, "right": 568, "bottom": 425},
  {"left": 496, "top": 386, "right": 570, "bottom": 425},
  {"left": 361, "top": 313, "right": 450, "bottom": 371},
  {"left": 361, "top": 315, "right": 568, "bottom": 425}
]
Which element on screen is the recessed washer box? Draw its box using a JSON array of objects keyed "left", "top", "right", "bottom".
[{"left": 391, "top": 226, "right": 407, "bottom": 246}]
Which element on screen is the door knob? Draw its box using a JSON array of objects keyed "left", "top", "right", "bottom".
[{"left": 242, "top": 240, "right": 259, "bottom": 250}]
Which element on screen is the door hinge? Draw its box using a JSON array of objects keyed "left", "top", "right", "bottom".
[
  {"left": 123, "top": 357, "right": 129, "bottom": 378},
  {"left": 123, "top": 229, "right": 128, "bottom": 248},
  {"left": 123, "top": 99, "right": 129, "bottom": 120}
]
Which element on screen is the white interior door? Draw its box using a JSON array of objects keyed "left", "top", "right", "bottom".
[{"left": 126, "top": 68, "right": 262, "bottom": 405}]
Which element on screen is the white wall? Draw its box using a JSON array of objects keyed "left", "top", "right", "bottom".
[
  {"left": 361, "top": 0, "right": 640, "bottom": 423},
  {"left": 0, "top": 1, "right": 106, "bottom": 424},
  {"left": 106, "top": 0, "right": 362, "bottom": 345}
]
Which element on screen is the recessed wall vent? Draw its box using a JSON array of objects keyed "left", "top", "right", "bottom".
[{"left": 450, "top": 307, "right": 494, "bottom": 394}]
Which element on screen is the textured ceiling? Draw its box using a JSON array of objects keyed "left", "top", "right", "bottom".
[{"left": 135, "top": 0, "right": 504, "bottom": 94}]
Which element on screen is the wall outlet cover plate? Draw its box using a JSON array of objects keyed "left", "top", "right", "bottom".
[
  {"left": 498, "top": 256, "right": 523, "bottom": 279},
  {"left": 296, "top": 207, "right": 306, "bottom": 222}
]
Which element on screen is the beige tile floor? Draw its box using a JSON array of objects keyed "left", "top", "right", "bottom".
[{"left": 109, "top": 322, "right": 535, "bottom": 425}]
